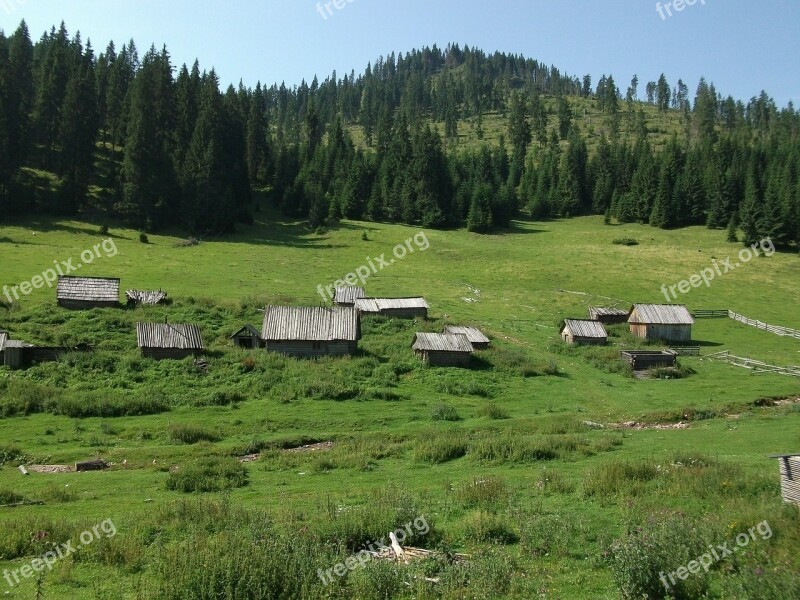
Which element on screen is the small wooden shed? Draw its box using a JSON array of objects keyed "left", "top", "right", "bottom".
[
  {"left": 355, "top": 297, "right": 429, "bottom": 319},
  {"left": 231, "top": 325, "right": 263, "bottom": 349},
  {"left": 443, "top": 326, "right": 491, "bottom": 350},
  {"left": 261, "top": 306, "right": 360, "bottom": 357},
  {"left": 560, "top": 319, "right": 608, "bottom": 345},
  {"left": 412, "top": 333, "right": 473, "bottom": 367},
  {"left": 57, "top": 276, "right": 120, "bottom": 309},
  {"left": 628, "top": 304, "right": 694, "bottom": 343},
  {"left": 333, "top": 286, "right": 366, "bottom": 306},
  {"left": 771, "top": 454, "right": 800, "bottom": 505},
  {"left": 126, "top": 289, "right": 168, "bottom": 306},
  {"left": 588, "top": 307, "right": 630, "bottom": 324},
  {"left": 3, "top": 340, "right": 31, "bottom": 369},
  {"left": 136, "top": 322, "right": 204, "bottom": 360}
]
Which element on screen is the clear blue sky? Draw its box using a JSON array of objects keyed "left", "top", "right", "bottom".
[{"left": 2, "top": 0, "right": 798, "bottom": 106}]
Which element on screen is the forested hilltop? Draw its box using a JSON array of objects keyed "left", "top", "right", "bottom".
[{"left": 0, "top": 20, "right": 797, "bottom": 246}]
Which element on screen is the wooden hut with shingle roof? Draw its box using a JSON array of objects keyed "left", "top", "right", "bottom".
[
  {"left": 355, "top": 297, "right": 429, "bottom": 319},
  {"left": 261, "top": 306, "right": 360, "bottom": 357},
  {"left": 136, "top": 322, "right": 204, "bottom": 360},
  {"left": 57, "top": 276, "right": 120, "bottom": 309},
  {"left": 333, "top": 286, "right": 366, "bottom": 306},
  {"left": 628, "top": 304, "right": 694, "bottom": 343},
  {"left": 443, "top": 326, "right": 491, "bottom": 350},
  {"left": 412, "top": 332, "right": 473, "bottom": 367},
  {"left": 560, "top": 319, "right": 608, "bottom": 346},
  {"left": 771, "top": 454, "right": 800, "bottom": 505}
]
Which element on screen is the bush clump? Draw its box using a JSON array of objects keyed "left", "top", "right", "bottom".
[
  {"left": 166, "top": 457, "right": 248, "bottom": 493},
  {"left": 168, "top": 424, "right": 220, "bottom": 444}
]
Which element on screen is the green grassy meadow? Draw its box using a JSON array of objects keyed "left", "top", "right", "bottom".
[{"left": 0, "top": 214, "right": 799, "bottom": 599}]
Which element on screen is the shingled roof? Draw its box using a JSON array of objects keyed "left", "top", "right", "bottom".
[
  {"left": 57, "top": 277, "right": 120, "bottom": 303},
  {"left": 412, "top": 332, "right": 473, "bottom": 353},
  {"left": 355, "top": 297, "right": 429, "bottom": 312},
  {"left": 628, "top": 304, "right": 695, "bottom": 325},
  {"left": 560, "top": 319, "right": 608, "bottom": 338},
  {"left": 126, "top": 289, "right": 168, "bottom": 305},
  {"left": 333, "top": 286, "right": 366, "bottom": 304},
  {"left": 136, "top": 323, "right": 204, "bottom": 350},
  {"left": 261, "top": 306, "right": 360, "bottom": 342},
  {"left": 443, "top": 326, "right": 490, "bottom": 345}
]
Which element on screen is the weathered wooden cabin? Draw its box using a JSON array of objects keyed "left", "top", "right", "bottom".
[
  {"left": 628, "top": 304, "right": 694, "bottom": 342},
  {"left": 771, "top": 454, "right": 800, "bottom": 505},
  {"left": 620, "top": 350, "right": 677, "bottom": 370},
  {"left": 231, "top": 325, "right": 263, "bottom": 349},
  {"left": 560, "top": 319, "right": 608, "bottom": 345},
  {"left": 412, "top": 333, "right": 473, "bottom": 367},
  {"left": 333, "top": 286, "right": 366, "bottom": 306},
  {"left": 57, "top": 276, "right": 120, "bottom": 309},
  {"left": 261, "top": 306, "right": 360, "bottom": 357},
  {"left": 588, "top": 307, "right": 630, "bottom": 324},
  {"left": 126, "top": 289, "right": 168, "bottom": 306},
  {"left": 355, "top": 297, "right": 429, "bottom": 319},
  {"left": 443, "top": 326, "right": 491, "bottom": 350},
  {"left": 136, "top": 322, "right": 204, "bottom": 360}
]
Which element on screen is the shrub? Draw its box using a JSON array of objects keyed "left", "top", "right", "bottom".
[
  {"left": 455, "top": 476, "right": 508, "bottom": 507},
  {"left": 49, "top": 392, "right": 170, "bottom": 418},
  {"left": 166, "top": 457, "right": 248, "bottom": 493},
  {"left": 100, "top": 224, "right": 109, "bottom": 235},
  {"left": 0, "top": 490, "right": 26, "bottom": 505},
  {"left": 607, "top": 513, "right": 714, "bottom": 599},
  {"left": 0, "top": 444, "right": 25, "bottom": 466},
  {"left": 461, "top": 511, "right": 518, "bottom": 545},
  {"left": 477, "top": 403, "right": 510, "bottom": 420},
  {"left": 470, "top": 435, "right": 558, "bottom": 464},
  {"left": 583, "top": 460, "right": 659, "bottom": 497},
  {"left": 139, "top": 232, "right": 149, "bottom": 244},
  {"left": 431, "top": 402, "right": 461, "bottom": 421},
  {"left": 612, "top": 237, "right": 639, "bottom": 246},
  {"left": 168, "top": 424, "right": 220, "bottom": 444},
  {"left": 414, "top": 431, "right": 468, "bottom": 464}
]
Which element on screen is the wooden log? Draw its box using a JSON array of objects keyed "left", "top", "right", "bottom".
[{"left": 18, "top": 465, "right": 28, "bottom": 475}]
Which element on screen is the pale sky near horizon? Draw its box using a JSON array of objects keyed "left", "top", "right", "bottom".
[{"left": 1, "top": 0, "right": 798, "bottom": 107}]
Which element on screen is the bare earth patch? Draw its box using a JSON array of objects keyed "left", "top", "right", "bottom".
[
  {"left": 611, "top": 421, "right": 689, "bottom": 431},
  {"left": 26, "top": 465, "right": 73, "bottom": 474},
  {"left": 284, "top": 441, "right": 334, "bottom": 453}
]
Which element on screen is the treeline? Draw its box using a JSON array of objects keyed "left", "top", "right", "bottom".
[{"left": 0, "top": 21, "right": 797, "bottom": 245}]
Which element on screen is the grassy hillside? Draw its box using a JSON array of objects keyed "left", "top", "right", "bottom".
[{"left": 0, "top": 214, "right": 798, "bottom": 598}]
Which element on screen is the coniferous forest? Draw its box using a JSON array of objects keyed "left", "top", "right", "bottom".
[{"left": 1, "top": 21, "right": 798, "bottom": 247}]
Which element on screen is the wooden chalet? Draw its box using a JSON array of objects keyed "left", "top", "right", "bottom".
[
  {"left": 355, "top": 297, "right": 429, "bottom": 319},
  {"left": 560, "top": 319, "right": 608, "bottom": 346},
  {"left": 443, "top": 325, "right": 490, "bottom": 350},
  {"left": 771, "top": 454, "right": 800, "bottom": 505},
  {"left": 126, "top": 289, "right": 168, "bottom": 306},
  {"left": 588, "top": 306, "right": 630, "bottom": 324},
  {"left": 261, "top": 306, "right": 360, "bottom": 357},
  {"left": 628, "top": 304, "right": 694, "bottom": 343},
  {"left": 231, "top": 324, "right": 263, "bottom": 349},
  {"left": 136, "top": 322, "right": 204, "bottom": 360},
  {"left": 333, "top": 286, "right": 366, "bottom": 306},
  {"left": 57, "top": 276, "right": 120, "bottom": 309},
  {"left": 412, "top": 332, "right": 473, "bottom": 367}
]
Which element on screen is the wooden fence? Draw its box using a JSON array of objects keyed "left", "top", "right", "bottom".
[
  {"left": 693, "top": 309, "right": 729, "bottom": 318},
  {"left": 693, "top": 309, "right": 800, "bottom": 339},
  {"left": 706, "top": 351, "right": 800, "bottom": 377},
  {"left": 727, "top": 311, "right": 800, "bottom": 339},
  {"left": 668, "top": 346, "right": 701, "bottom": 356}
]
